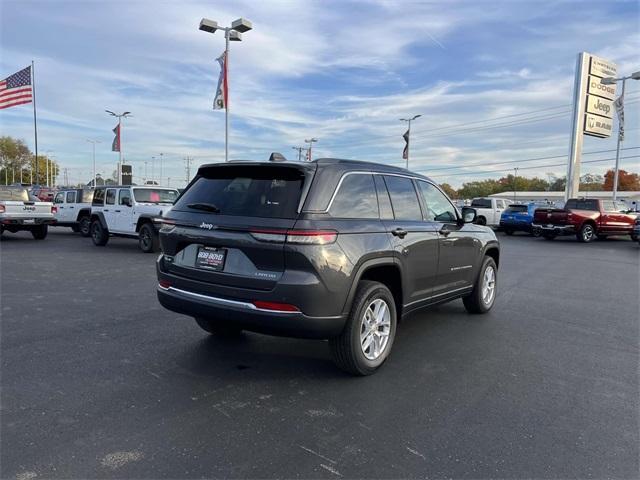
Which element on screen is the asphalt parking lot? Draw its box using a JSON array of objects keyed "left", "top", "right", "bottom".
[{"left": 1, "top": 229, "right": 638, "bottom": 479}]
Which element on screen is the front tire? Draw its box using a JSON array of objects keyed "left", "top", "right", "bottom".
[
  {"left": 90, "top": 219, "right": 109, "bottom": 246},
  {"left": 577, "top": 223, "right": 595, "bottom": 243},
  {"left": 194, "top": 317, "right": 243, "bottom": 336},
  {"left": 329, "top": 280, "right": 397, "bottom": 376},
  {"left": 79, "top": 216, "right": 91, "bottom": 237},
  {"left": 31, "top": 224, "right": 48, "bottom": 240},
  {"left": 463, "top": 256, "right": 497, "bottom": 314},
  {"left": 139, "top": 223, "right": 159, "bottom": 253}
]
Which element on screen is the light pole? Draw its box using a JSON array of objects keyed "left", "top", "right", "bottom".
[
  {"left": 513, "top": 167, "right": 519, "bottom": 202},
  {"left": 304, "top": 138, "right": 318, "bottom": 161},
  {"left": 105, "top": 110, "right": 131, "bottom": 184},
  {"left": 400, "top": 114, "right": 421, "bottom": 169},
  {"left": 199, "top": 17, "right": 253, "bottom": 163},
  {"left": 86, "top": 139, "right": 101, "bottom": 187},
  {"left": 151, "top": 156, "right": 156, "bottom": 184},
  {"left": 45, "top": 149, "right": 53, "bottom": 187},
  {"left": 292, "top": 146, "right": 304, "bottom": 162},
  {"left": 601, "top": 71, "right": 640, "bottom": 201}
]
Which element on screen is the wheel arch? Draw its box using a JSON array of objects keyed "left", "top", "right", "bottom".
[
  {"left": 76, "top": 208, "right": 91, "bottom": 222},
  {"left": 90, "top": 211, "right": 107, "bottom": 228},
  {"left": 343, "top": 259, "right": 403, "bottom": 318},
  {"left": 135, "top": 215, "right": 156, "bottom": 232}
]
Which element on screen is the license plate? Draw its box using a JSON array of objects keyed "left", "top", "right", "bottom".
[
  {"left": 23, "top": 219, "right": 35, "bottom": 224},
  {"left": 196, "top": 246, "right": 226, "bottom": 271},
  {"left": 546, "top": 224, "right": 553, "bottom": 228}
]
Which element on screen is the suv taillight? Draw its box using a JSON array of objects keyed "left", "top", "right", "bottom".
[
  {"left": 0, "top": 205, "right": 5, "bottom": 213},
  {"left": 250, "top": 229, "right": 337, "bottom": 245},
  {"left": 51, "top": 206, "right": 57, "bottom": 214}
]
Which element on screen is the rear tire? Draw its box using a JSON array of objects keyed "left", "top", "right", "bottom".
[
  {"left": 90, "top": 219, "right": 109, "bottom": 246},
  {"left": 631, "top": 233, "right": 639, "bottom": 242},
  {"left": 504, "top": 228, "right": 514, "bottom": 236},
  {"left": 463, "top": 256, "right": 497, "bottom": 314},
  {"left": 531, "top": 227, "right": 541, "bottom": 237},
  {"left": 79, "top": 216, "right": 91, "bottom": 237},
  {"left": 329, "top": 280, "right": 397, "bottom": 376},
  {"left": 577, "top": 223, "right": 595, "bottom": 243},
  {"left": 71, "top": 225, "right": 80, "bottom": 233},
  {"left": 194, "top": 317, "right": 243, "bottom": 336},
  {"left": 139, "top": 223, "right": 159, "bottom": 253},
  {"left": 31, "top": 224, "right": 48, "bottom": 240},
  {"left": 543, "top": 233, "right": 556, "bottom": 240},
  {"left": 476, "top": 216, "right": 487, "bottom": 226}
]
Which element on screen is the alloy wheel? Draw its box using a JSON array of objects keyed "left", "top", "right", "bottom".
[
  {"left": 360, "top": 298, "right": 391, "bottom": 361},
  {"left": 481, "top": 265, "right": 496, "bottom": 305}
]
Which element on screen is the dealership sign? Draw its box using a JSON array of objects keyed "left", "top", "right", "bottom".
[
  {"left": 585, "top": 94, "right": 613, "bottom": 118},
  {"left": 584, "top": 113, "right": 613, "bottom": 137}
]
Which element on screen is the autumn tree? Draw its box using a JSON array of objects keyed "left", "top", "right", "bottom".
[
  {"left": 603, "top": 169, "right": 640, "bottom": 191},
  {"left": 439, "top": 183, "right": 458, "bottom": 199}
]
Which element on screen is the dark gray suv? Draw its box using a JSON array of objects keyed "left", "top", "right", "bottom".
[{"left": 157, "top": 158, "right": 500, "bottom": 375}]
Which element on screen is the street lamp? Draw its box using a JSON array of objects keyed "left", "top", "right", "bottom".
[
  {"left": 304, "top": 138, "right": 318, "bottom": 161},
  {"left": 199, "top": 17, "right": 253, "bottom": 162},
  {"left": 400, "top": 114, "right": 421, "bottom": 169},
  {"left": 105, "top": 110, "right": 131, "bottom": 184},
  {"left": 86, "top": 139, "right": 101, "bottom": 187},
  {"left": 159, "top": 152, "right": 164, "bottom": 186},
  {"left": 601, "top": 71, "right": 640, "bottom": 201}
]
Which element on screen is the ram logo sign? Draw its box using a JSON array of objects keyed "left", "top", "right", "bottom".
[{"left": 584, "top": 113, "right": 613, "bottom": 138}]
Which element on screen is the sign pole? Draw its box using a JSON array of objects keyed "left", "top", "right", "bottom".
[
  {"left": 566, "top": 52, "right": 589, "bottom": 201},
  {"left": 612, "top": 78, "right": 625, "bottom": 201}
]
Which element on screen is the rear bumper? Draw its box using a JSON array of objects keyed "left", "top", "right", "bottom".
[
  {"left": 532, "top": 223, "right": 575, "bottom": 235},
  {"left": 499, "top": 220, "right": 532, "bottom": 230},
  {"left": 157, "top": 284, "right": 345, "bottom": 339},
  {"left": 1, "top": 217, "right": 55, "bottom": 228}
]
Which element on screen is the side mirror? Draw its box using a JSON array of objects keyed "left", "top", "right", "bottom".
[{"left": 460, "top": 206, "right": 477, "bottom": 224}]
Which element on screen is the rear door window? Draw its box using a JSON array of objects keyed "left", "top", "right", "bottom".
[
  {"left": 105, "top": 189, "right": 116, "bottom": 205},
  {"left": 66, "top": 191, "right": 76, "bottom": 203},
  {"left": 329, "top": 174, "right": 378, "bottom": 219},
  {"left": 374, "top": 175, "right": 394, "bottom": 220},
  {"left": 174, "top": 166, "right": 305, "bottom": 219},
  {"left": 92, "top": 189, "right": 105, "bottom": 206},
  {"left": 383, "top": 176, "right": 422, "bottom": 221}
]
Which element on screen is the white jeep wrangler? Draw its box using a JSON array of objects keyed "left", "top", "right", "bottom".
[
  {"left": 89, "top": 185, "right": 179, "bottom": 252},
  {"left": 53, "top": 189, "right": 94, "bottom": 236}
]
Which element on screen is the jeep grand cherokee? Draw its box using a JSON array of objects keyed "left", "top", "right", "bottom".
[{"left": 157, "top": 158, "right": 500, "bottom": 375}]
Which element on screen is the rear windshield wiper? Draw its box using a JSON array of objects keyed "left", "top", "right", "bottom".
[{"left": 187, "top": 202, "right": 220, "bottom": 213}]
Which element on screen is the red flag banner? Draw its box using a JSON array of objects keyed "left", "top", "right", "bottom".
[
  {"left": 0, "top": 66, "right": 33, "bottom": 109},
  {"left": 213, "top": 51, "right": 228, "bottom": 110}
]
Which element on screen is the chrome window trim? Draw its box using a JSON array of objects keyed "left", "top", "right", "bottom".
[{"left": 317, "top": 170, "right": 459, "bottom": 220}]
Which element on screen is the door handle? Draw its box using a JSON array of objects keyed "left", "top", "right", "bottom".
[
  {"left": 104, "top": 209, "right": 109, "bottom": 212},
  {"left": 391, "top": 228, "right": 407, "bottom": 238},
  {"left": 69, "top": 206, "right": 75, "bottom": 209},
  {"left": 115, "top": 210, "right": 121, "bottom": 213}
]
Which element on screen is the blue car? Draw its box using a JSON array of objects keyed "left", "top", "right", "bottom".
[{"left": 499, "top": 203, "right": 542, "bottom": 236}]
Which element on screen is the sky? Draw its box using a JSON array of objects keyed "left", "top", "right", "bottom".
[{"left": 1, "top": 0, "right": 639, "bottom": 188}]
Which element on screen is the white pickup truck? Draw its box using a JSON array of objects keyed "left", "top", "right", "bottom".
[
  {"left": 470, "top": 197, "right": 508, "bottom": 227},
  {"left": 0, "top": 185, "right": 56, "bottom": 239}
]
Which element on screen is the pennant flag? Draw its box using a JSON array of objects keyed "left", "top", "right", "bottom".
[
  {"left": 402, "top": 129, "right": 409, "bottom": 159},
  {"left": 0, "top": 66, "right": 33, "bottom": 109},
  {"left": 213, "top": 51, "right": 228, "bottom": 110},
  {"left": 614, "top": 93, "right": 624, "bottom": 141},
  {"left": 112, "top": 124, "right": 120, "bottom": 152}
]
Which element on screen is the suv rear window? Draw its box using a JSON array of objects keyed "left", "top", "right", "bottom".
[
  {"left": 505, "top": 205, "right": 528, "bottom": 213},
  {"left": 471, "top": 198, "right": 492, "bottom": 208},
  {"left": 0, "top": 187, "right": 29, "bottom": 202},
  {"left": 81, "top": 190, "right": 94, "bottom": 203},
  {"left": 174, "top": 166, "right": 304, "bottom": 219}
]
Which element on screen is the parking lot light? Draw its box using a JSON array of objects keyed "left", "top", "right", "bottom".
[{"left": 199, "top": 17, "right": 253, "bottom": 162}]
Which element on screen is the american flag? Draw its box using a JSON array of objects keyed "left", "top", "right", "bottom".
[{"left": 0, "top": 66, "right": 33, "bottom": 110}]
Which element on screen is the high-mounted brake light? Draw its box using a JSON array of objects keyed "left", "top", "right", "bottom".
[
  {"left": 252, "top": 300, "right": 300, "bottom": 312},
  {"left": 249, "top": 228, "right": 337, "bottom": 245}
]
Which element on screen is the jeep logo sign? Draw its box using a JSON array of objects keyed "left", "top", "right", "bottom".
[
  {"left": 23, "top": 205, "right": 36, "bottom": 211},
  {"left": 586, "top": 94, "right": 613, "bottom": 119},
  {"left": 199, "top": 222, "right": 215, "bottom": 230}
]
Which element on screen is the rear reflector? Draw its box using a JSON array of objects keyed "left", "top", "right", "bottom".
[
  {"left": 159, "top": 280, "right": 172, "bottom": 289},
  {"left": 250, "top": 228, "right": 337, "bottom": 245},
  {"left": 252, "top": 300, "right": 300, "bottom": 312}
]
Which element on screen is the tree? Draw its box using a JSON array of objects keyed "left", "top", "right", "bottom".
[
  {"left": 579, "top": 173, "right": 604, "bottom": 191},
  {"left": 439, "top": 182, "right": 457, "bottom": 199},
  {"left": 457, "top": 179, "right": 505, "bottom": 199},
  {"left": 0, "top": 136, "right": 58, "bottom": 185},
  {"left": 603, "top": 169, "right": 640, "bottom": 191}
]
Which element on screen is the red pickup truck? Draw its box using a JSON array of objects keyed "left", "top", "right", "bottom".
[{"left": 532, "top": 198, "right": 638, "bottom": 243}]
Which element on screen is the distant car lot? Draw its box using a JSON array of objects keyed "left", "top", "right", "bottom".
[{"left": 1, "top": 230, "right": 638, "bottom": 478}]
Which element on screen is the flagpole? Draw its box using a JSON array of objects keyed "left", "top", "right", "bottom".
[
  {"left": 118, "top": 116, "right": 122, "bottom": 184},
  {"left": 225, "top": 30, "right": 229, "bottom": 163},
  {"left": 31, "top": 60, "right": 39, "bottom": 185}
]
